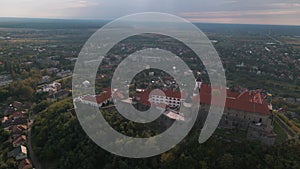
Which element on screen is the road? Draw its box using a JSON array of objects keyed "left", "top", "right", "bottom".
[
  {"left": 274, "top": 115, "right": 297, "bottom": 138},
  {"left": 267, "top": 34, "right": 283, "bottom": 45},
  {"left": 28, "top": 120, "right": 43, "bottom": 169}
]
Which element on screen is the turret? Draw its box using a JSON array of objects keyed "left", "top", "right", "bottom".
[{"left": 194, "top": 76, "right": 202, "bottom": 90}]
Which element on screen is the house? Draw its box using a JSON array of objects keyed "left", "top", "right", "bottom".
[
  {"left": 47, "top": 67, "right": 59, "bottom": 75},
  {"left": 1, "top": 116, "right": 11, "bottom": 127},
  {"left": 2, "top": 116, "right": 8, "bottom": 124},
  {"left": 12, "top": 117, "right": 28, "bottom": 126},
  {"left": 7, "top": 145, "right": 28, "bottom": 160},
  {"left": 56, "top": 70, "right": 72, "bottom": 78},
  {"left": 38, "top": 75, "right": 51, "bottom": 84},
  {"left": 10, "top": 111, "right": 25, "bottom": 120},
  {"left": 10, "top": 125, "right": 28, "bottom": 138},
  {"left": 12, "top": 101, "right": 23, "bottom": 109},
  {"left": 18, "top": 158, "right": 32, "bottom": 169},
  {"left": 1, "top": 116, "right": 12, "bottom": 128},
  {"left": 42, "top": 82, "right": 61, "bottom": 93},
  {"left": 13, "top": 135, "right": 27, "bottom": 147},
  {"left": 0, "top": 74, "right": 12, "bottom": 87}
]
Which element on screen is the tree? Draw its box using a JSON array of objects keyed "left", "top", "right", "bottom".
[
  {"left": 160, "top": 152, "right": 175, "bottom": 163},
  {"left": 0, "top": 88, "right": 9, "bottom": 102},
  {"left": 8, "top": 79, "right": 35, "bottom": 101},
  {"left": 219, "top": 153, "right": 234, "bottom": 169},
  {"left": 32, "top": 100, "right": 51, "bottom": 114}
]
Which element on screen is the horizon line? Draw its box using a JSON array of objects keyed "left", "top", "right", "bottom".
[{"left": 0, "top": 16, "right": 300, "bottom": 27}]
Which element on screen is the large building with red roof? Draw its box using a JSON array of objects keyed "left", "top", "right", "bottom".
[
  {"left": 135, "top": 84, "right": 272, "bottom": 131},
  {"left": 78, "top": 88, "right": 112, "bottom": 107},
  {"left": 76, "top": 83, "right": 275, "bottom": 144},
  {"left": 77, "top": 84, "right": 272, "bottom": 127}
]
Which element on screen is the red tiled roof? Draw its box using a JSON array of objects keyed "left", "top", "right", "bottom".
[
  {"left": 97, "top": 88, "right": 112, "bottom": 103},
  {"left": 81, "top": 95, "right": 97, "bottom": 103},
  {"left": 137, "top": 84, "right": 270, "bottom": 115},
  {"left": 12, "top": 101, "right": 22, "bottom": 108},
  {"left": 18, "top": 158, "right": 32, "bottom": 169},
  {"left": 11, "top": 125, "right": 28, "bottom": 134},
  {"left": 81, "top": 84, "right": 270, "bottom": 115},
  {"left": 197, "top": 84, "right": 269, "bottom": 115},
  {"left": 81, "top": 88, "right": 112, "bottom": 104},
  {"left": 13, "top": 135, "right": 27, "bottom": 145},
  {"left": 11, "top": 111, "right": 24, "bottom": 118},
  {"left": 113, "top": 91, "right": 125, "bottom": 99}
]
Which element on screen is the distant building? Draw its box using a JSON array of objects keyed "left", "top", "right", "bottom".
[
  {"left": 47, "top": 67, "right": 59, "bottom": 75},
  {"left": 56, "top": 70, "right": 72, "bottom": 78},
  {"left": 0, "top": 74, "right": 13, "bottom": 86},
  {"left": 38, "top": 75, "right": 51, "bottom": 84},
  {"left": 41, "top": 82, "right": 61, "bottom": 94},
  {"left": 236, "top": 62, "right": 245, "bottom": 68}
]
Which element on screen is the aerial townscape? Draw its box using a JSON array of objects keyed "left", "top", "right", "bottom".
[{"left": 0, "top": 2, "right": 300, "bottom": 169}]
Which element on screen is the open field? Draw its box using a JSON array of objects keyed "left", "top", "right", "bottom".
[{"left": 281, "top": 37, "right": 300, "bottom": 49}]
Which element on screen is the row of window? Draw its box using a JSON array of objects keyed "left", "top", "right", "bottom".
[
  {"left": 150, "top": 97, "right": 181, "bottom": 106},
  {"left": 152, "top": 95, "right": 181, "bottom": 101}
]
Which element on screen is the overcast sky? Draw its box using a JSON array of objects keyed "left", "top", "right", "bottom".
[{"left": 1, "top": 0, "right": 300, "bottom": 25}]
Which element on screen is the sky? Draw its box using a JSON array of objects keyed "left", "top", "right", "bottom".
[{"left": 0, "top": 0, "right": 300, "bottom": 25}]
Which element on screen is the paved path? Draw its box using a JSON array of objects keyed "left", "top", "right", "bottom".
[{"left": 274, "top": 115, "right": 296, "bottom": 138}]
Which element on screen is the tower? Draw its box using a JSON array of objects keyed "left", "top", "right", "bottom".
[{"left": 194, "top": 76, "right": 202, "bottom": 90}]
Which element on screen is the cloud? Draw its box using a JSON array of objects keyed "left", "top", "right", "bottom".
[
  {"left": 0, "top": 0, "right": 299, "bottom": 25},
  {"left": 221, "top": 0, "right": 238, "bottom": 4},
  {"left": 270, "top": 2, "right": 300, "bottom": 8},
  {"left": 180, "top": 10, "right": 300, "bottom": 25},
  {"left": 186, "top": 17, "right": 300, "bottom": 25},
  {"left": 178, "top": 0, "right": 300, "bottom": 25},
  {"left": 181, "top": 10, "right": 299, "bottom": 18},
  {"left": 63, "top": 0, "right": 100, "bottom": 9}
]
